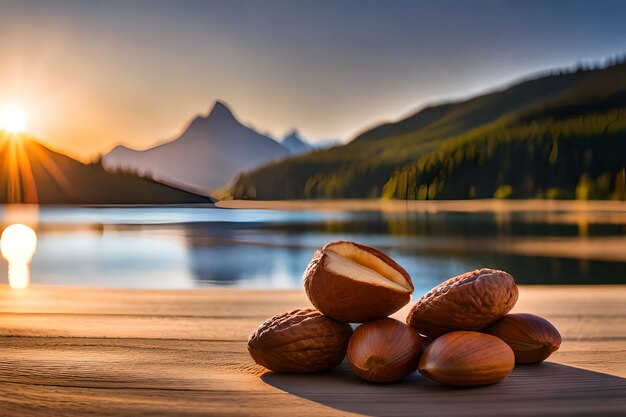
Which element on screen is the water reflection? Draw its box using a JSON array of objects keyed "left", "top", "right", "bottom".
[
  {"left": 32, "top": 227, "right": 195, "bottom": 289},
  {"left": 0, "top": 205, "right": 624, "bottom": 290},
  {"left": 1, "top": 224, "right": 37, "bottom": 288}
]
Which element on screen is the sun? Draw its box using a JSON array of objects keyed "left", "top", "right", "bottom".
[{"left": 0, "top": 103, "right": 28, "bottom": 134}]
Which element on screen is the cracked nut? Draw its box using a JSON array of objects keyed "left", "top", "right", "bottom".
[{"left": 303, "top": 241, "right": 413, "bottom": 323}]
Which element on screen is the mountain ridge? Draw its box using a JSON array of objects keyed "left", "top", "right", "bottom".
[
  {"left": 102, "top": 101, "right": 290, "bottom": 193},
  {"left": 232, "top": 60, "right": 626, "bottom": 200},
  {"left": 281, "top": 129, "right": 315, "bottom": 155},
  {"left": 0, "top": 134, "right": 212, "bottom": 204}
]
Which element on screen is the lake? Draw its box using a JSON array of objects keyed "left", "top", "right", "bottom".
[{"left": 0, "top": 202, "right": 625, "bottom": 295}]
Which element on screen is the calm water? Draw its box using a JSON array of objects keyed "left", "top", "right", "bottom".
[{"left": 0, "top": 205, "right": 625, "bottom": 295}]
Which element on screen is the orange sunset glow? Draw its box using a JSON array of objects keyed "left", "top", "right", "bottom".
[{"left": 0, "top": 132, "right": 71, "bottom": 205}]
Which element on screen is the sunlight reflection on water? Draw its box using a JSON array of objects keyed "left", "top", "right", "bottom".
[{"left": 1, "top": 224, "right": 37, "bottom": 288}]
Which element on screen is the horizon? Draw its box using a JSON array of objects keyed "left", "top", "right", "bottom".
[
  {"left": 2, "top": 55, "right": 624, "bottom": 163},
  {"left": 2, "top": 0, "right": 626, "bottom": 161}
]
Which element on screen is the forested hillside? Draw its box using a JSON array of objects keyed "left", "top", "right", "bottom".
[
  {"left": 232, "top": 59, "right": 626, "bottom": 200},
  {"left": 0, "top": 135, "right": 212, "bottom": 204}
]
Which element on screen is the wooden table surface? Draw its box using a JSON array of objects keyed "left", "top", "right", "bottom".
[{"left": 0, "top": 285, "right": 624, "bottom": 416}]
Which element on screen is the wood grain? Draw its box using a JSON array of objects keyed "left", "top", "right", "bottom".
[{"left": 0, "top": 285, "right": 624, "bottom": 416}]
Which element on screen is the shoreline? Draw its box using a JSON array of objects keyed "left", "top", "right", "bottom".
[
  {"left": 215, "top": 199, "right": 626, "bottom": 263},
  {"left": 216, "top": 198, "right": 626, "bottom": 213}
]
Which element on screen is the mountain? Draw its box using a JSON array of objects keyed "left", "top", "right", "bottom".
[
  {"left": 232, "top": 60, "right": 626, "bottom": 200},
  {"left": 0, "top": 134, "right": 212, "bottom": 205},
  {"left": 315, "top": 139, "right": 342, "bottom": 149},
  {"left": 102, "top": 101, "right": 290, "bottom": 193},
  {"left": 281, "top": 130, "right": 315, "bottom": 155}
]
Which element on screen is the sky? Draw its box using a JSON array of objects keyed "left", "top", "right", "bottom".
[{"left": 1, "top": 0, "right": 626, "bottom": 160}]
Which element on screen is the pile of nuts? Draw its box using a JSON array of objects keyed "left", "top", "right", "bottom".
[{"left": 248, "top": 241, "right": 561, "bottom": 386}]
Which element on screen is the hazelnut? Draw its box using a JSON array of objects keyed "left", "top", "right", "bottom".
[
  {"left": 347, "top": 318, "right": 422, "bottom": 383},
  {"left": 419, "top": 331, "right": 515, "bottom": 386},
  {"left": 482, "top": 313, "right": 562, "bottom": 364},
  {"left": 248, "top": 309, "right": 352, "bottom": 372},
  {"left": 304, "top": 241, "right": 413, "bottom": 323},
  {"left": 407, "top": 268, "right": 518, "bottom": 337}
]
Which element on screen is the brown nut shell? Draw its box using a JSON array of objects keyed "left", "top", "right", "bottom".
[
  {"left": 482, "top": 313, "right": 562, "bottom": 364},
  {"left": 347, "top": 318, "right": 422, "bottom": 383},
  {"left": 407, "top": 268, "right": 518, "bottom": 337},
  {"left": 419, "top": 331, "right": 515, "bottom": 386},
  {"left": 303, "top": 241, "right": 413, "bottom": 323},
  {"left": 247, "top": 309, "right": 353, "bottom": 372}
]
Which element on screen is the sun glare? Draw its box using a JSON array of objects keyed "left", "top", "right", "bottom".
[
  {"left": 1, "top": 224, "right": 38, "bottom": 289},
  {"left": 0, "top": 104, "right": 28, "bottom": 134}
]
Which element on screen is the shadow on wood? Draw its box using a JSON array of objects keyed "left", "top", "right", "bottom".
[{"left": 261, "top": 362, "right": 626, "bottom": 417}]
